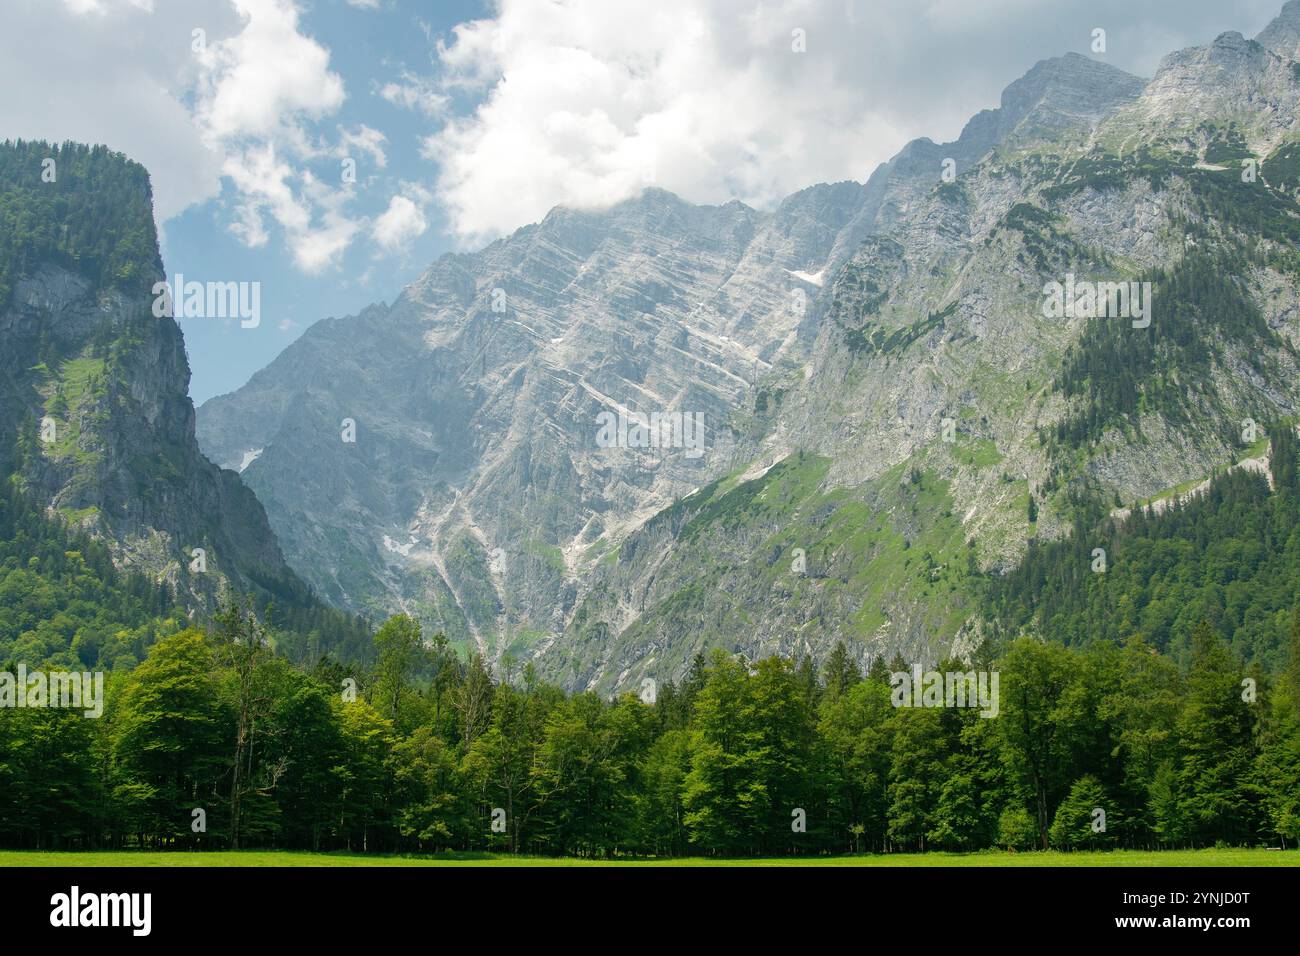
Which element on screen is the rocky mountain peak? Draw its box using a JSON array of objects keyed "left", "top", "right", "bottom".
[
  {"left": 954, "top": 53, "right": 1144, "bottom": 156},
  {"left": 1209, "top": 30, "right": 1266, "bottom": 60},
  {"left": 1113, "top": 14, "right": 1299, "bottom": 149},
  {"left": 1257, "top": 0, "right": 1300, "bottom": 60},
  {"left": 1149, "top": 28, "right": 1272, "bottom": 82}
]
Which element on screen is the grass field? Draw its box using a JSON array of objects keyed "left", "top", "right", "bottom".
[{"left": 1, "top": 848, "right": 1296, "bottom": 867}]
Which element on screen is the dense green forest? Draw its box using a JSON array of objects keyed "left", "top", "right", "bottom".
[
  {"left": 1, "top": 423, "right": 1297, "bottom": 856},
  {"left": 1, "top": 607, "right": 1296, "bottom": 856},
  {"left": 0, "top": 479, "right": 182, "bottom": 671},
  {"left": 1046, "top": 150, "right": 1299, "bottom": 451},
  {"left": 992, "top": 424, "right": 1300, "bottom": 671},
  {"left": 0, "top": 140, "right": 161, "bottom": 309},
  {"left": 1050, "top": 247, "right": 1281, "bottom": 449},
  {"left": 0, "top": 480, "right": 372, "bottom": 671}
]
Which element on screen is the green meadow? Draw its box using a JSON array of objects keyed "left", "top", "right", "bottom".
[{"left": 1, "top": 848, "right": 1295, "bottom": 867}]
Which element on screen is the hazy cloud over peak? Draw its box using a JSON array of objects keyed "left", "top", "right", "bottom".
[{"left": 421, "top": 0, "right": 1283, "bottom": 244}]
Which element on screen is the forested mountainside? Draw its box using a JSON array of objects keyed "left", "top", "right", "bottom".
[
  {"left": 0, "top": 140, "right": 369, "bottom": 663},
  {"left": 987, "top": 424, "right": 1300, "bottom": 670}
]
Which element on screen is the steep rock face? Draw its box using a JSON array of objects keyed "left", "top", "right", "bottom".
[
  {"left": 824, "top": 53, "right": 1144, "bottom": 265},
  {"left": 538, "top": 15, "right": 1300, "bottom": 691},
  {"left": 0, "top": 142, "right": 317, "bottom": 618},
  {"left": 1106, "top": 30, "right": 1300, "bottom": 154},
  {"left": 200, "top": 188, "right": 870, "bottom": 656},
  {"left": 959, "top": 52, "right": 1146, "bottom": 154},
  {"left": 195, "top": 53, "right": 1148, "bottom": 671},
  {"left": 1257, "top": 0, "right": 1300, "bottom": 61}
]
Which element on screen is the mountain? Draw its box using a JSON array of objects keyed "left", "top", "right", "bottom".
[
  {"left": 0, "top": 140, "right": 369, "bottom": 662},
  {"left": 195, "top": 53, "right": 1143, "bottom": 667},
  {"left": 552, "top": 13, "right": 1300, "bottom": 690},
  {"left": 198, "top": 7, "right": 1300, "bottom": 691},
  {"left": 197, "top": 185, "right": 843, "bottom": 661},
  {"left": 1257, "top": 0, "right": 1300, "bottom": 61}
]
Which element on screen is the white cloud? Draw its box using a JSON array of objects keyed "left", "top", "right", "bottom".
[
  {"left": 377, "top": 71, "right": 449, "bottom": 117},
  {"left": 10, "top": 0, "right": 1290, "bottom": 266},
  {"left": 422, "top": 0, "right": 916, "bottom": 243},
  {"left": 193, "top": 0, "right": 365, "bottom": 271},
  {"left": 195, "top": 0, "right": 345, "bottom": 143},
  {"left": 337, "top": 124, "right": 389, "bottom": 169},
  {"left": 372, "top": 194, "right": 428, "bottom": 251},
  {"left": 222, "top": 144, "right": 306, "bottom": 245},
  {"left": 0, "top": 0, "right": 227, "bottom": 222},
  {"left": 220, "top": 142, "right": 364, "bottom": 272},
  {"left": 2, "top": 0, "right": 374, "bottom": 271},
  {"left": 60, "top": 0, "right": 154, "bottom": 14},
  {"left": 292, "top": 185, "right": 363, "bottom": 271}
]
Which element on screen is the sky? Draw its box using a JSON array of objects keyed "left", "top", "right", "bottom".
[{"left": 0, "top": 0, "right": 1287, "bottom": 404}]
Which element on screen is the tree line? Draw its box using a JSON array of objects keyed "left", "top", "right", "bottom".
[{"left": 2, "top": 604, "right": 1297, "bottom": 857}]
